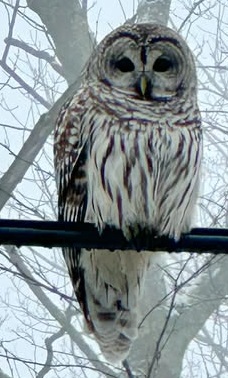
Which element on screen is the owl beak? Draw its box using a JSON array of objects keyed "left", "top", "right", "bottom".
[
  {"left": 140, "top": 74, "right": 148, "bottom": 96},
  {"left": 138, "top": 74, "right": 150, "bottom": 98}
]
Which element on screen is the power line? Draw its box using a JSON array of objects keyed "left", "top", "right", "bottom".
[{"left": 0, "top": 219, "right": 227, "bottom": 253}]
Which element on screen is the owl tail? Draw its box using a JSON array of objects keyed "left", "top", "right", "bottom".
[
  {"left": 84, "top": 279, "right": 139, "bottom": 363},
  {"left": 78, "top": 249, "right": 150, "bottom": 363}
]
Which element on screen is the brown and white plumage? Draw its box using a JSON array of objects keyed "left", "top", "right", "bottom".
[{"left": 54, "top": 23, "right": 202, "bottom": 362}]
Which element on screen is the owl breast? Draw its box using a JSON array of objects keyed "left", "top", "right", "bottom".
[{"left": 85, "top": 114, "right": 201, "bottom": 240}]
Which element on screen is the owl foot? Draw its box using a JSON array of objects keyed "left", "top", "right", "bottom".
[{"left": 125, "top": 225, "right": 154, "bottom": 252}]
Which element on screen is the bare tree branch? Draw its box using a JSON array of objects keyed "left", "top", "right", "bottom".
[
  {"left": 178, "top": 0, "right": 207, "bottom": 31},
  {"left": 26, "top": 0, "right": 93, "bottom": 85},
  {"left": 2, "top": 0, "right": 20, "bottom": 63},
  {"left": 36, "top": 327, "right": 66, "bottom": 378},
  {"left": 4, "top": 245, "right": 118, "bottom": 376},
  {"left": 0, "top": 79, "right": 79, "bottom": 212},
  {"left": 0, "top": 60, "right": 51, "bottom": 109},
  {"left": 136, "top": 0, "right": 172, "bottom": 24},
  {"left": 0, "top": 369, "right": 12, "bottom": 378},
  {"left": 4, "top": 37, "right": 64, "bottom": 76}
]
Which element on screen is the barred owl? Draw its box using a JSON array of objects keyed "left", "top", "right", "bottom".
[{"left": 54, "top": 23, "right": 202, "bottom": 362}]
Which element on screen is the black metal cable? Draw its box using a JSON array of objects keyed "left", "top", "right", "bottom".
[{"left": 0, "top": 219, "right": 227, "bottom": 253}]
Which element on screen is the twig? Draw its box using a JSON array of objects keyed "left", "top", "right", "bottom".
[
  {"left": 178, "top": 0, "right": 206, "bottom": 31},
  {"left": 122, "top": 359, "right": 134, "bottom": 378},
  {"left": 2, "top": 0, "right": 20, "bottom": 62},
  {"left": 0, "top": 60, "right": 51, "bottom": 109},
  {"left": 36, "top": 327, "right": 65, "bottom": 378},
  {"left": 0, "top": 79, "right": 80, "bottom": 211},
  {"left": 4, "top": 37, "right": 64, "bottom": 76}
]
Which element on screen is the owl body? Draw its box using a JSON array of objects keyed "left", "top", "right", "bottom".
[{"left": 54, "top": 23, "right": 202, "bottom": 362}]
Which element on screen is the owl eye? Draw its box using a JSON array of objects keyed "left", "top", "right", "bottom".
[
  {"left": 153, "top": 56, "right": 173, "bottom": 72},
  {"left": 115, "top": 57, "right": 135, "bottom": 72}
]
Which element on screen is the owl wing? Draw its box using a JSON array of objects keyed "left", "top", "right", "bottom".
[
  {"left": 54, "top": 94, "right": 88, "bottom": 221},
  {"left": 54, "top": 94, "right": 91, "bottom": 323}
]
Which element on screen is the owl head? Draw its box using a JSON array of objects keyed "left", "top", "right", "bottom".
[{"left": 85, "top": 23, "right": 197, "bottom": 102}]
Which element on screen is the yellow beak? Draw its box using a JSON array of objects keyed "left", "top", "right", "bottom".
[{"left": 140, "top": 74, "right": 148, "bottom": 97}]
